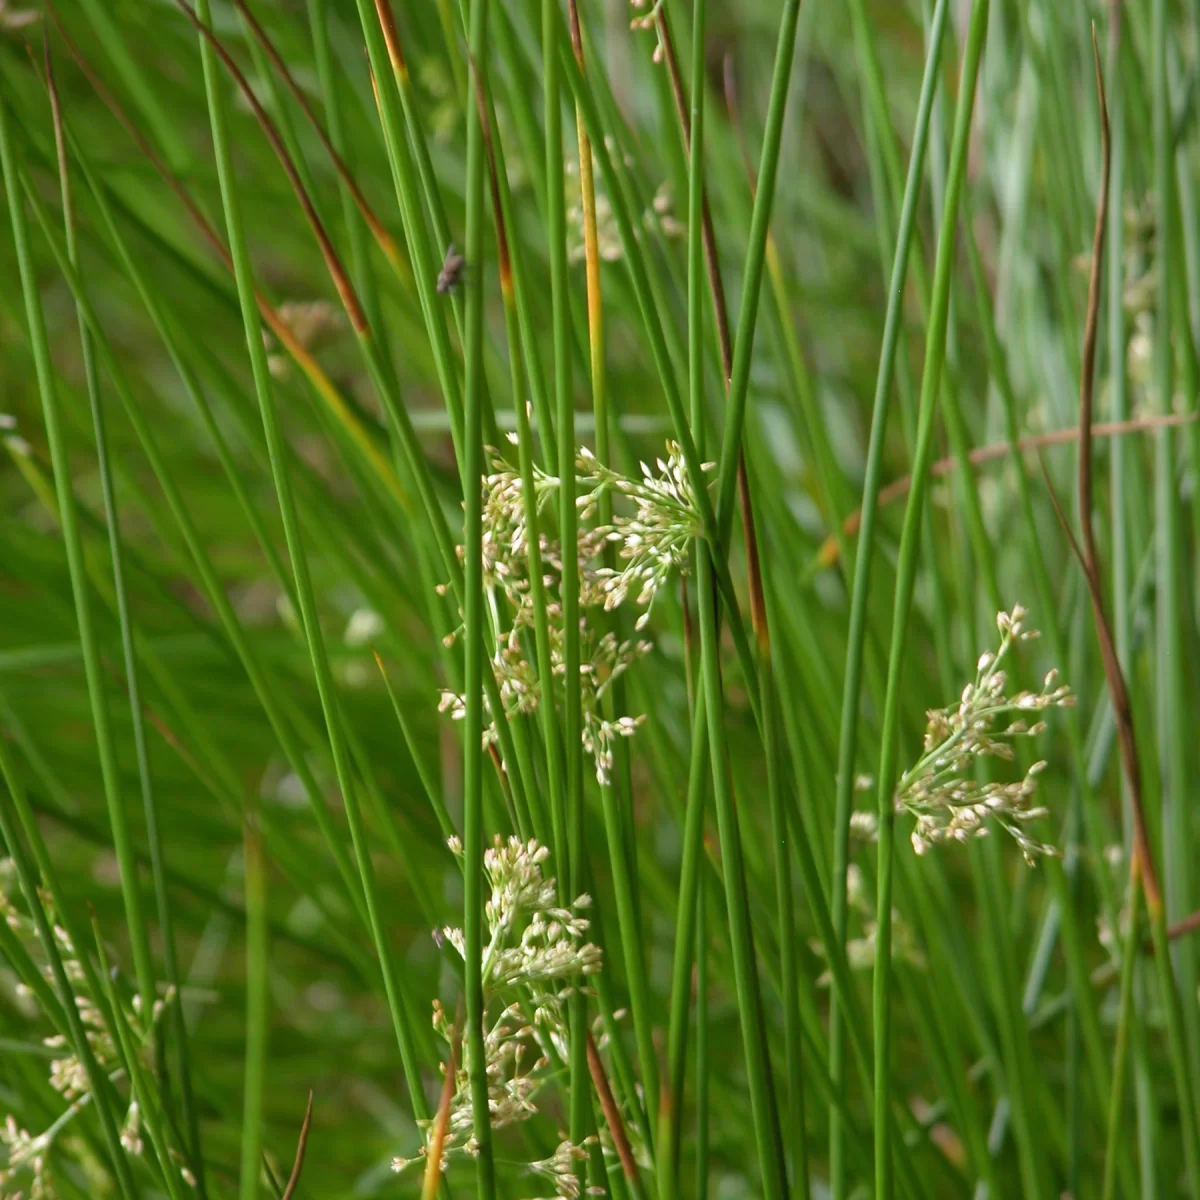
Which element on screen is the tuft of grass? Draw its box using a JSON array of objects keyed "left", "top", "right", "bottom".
[{"left": 0, "top": 2, "right": 1199, "bottom": 1198}]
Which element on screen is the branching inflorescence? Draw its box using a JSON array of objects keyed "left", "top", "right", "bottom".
[
  {"left": 439, "top": 441, "right": 709, "bottom": 784},
  {"left": 898, "top": 606, "right": 1074, "bottom": 863},
  {"left": 0, "top": 867, "right": 178, "bottom": 1198},
  {"left": 392, "top": 837, "right": 609, "bottom": 1198}
]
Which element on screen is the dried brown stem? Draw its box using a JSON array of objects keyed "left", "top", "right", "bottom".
[
  {"left": 373, "top": 0, "right": 409, "bottom": 80},
  {"left": 44, "top": 3, "right": 227, "bottom": 268},
  {"left": 655, "top": 13, "right": 768, "bottom": 650},
  {"left": 421, "top": 1034, "right": 458, "bottom": 1200},
  {"left": 722, "top": 55, "right": 759, "bottom": 198},
  {"left": 228, "top": 0, "right": 401, "bottom": 264},
  {"left": 43, "top": 0, "right": 407, "bottom": 510},
  {"left": 1047, "top": 28, "right": 1160, "bottom": 914},
  {"left": 1078, "top": 28, "right": 1159, "bottom": 912},
  {"left": 817, "top": 413, "right": 1197, "bottom": 566},
  {"left": 469, "top": 57, "right": 511, "bottom": 293},
  {"left": 280, "top": 1090, "right": 314, "bottom": 1200},
  {"left": 1166, "top": 909, "right": 1200, "bottom": 945},
  {"left": 657, "top": 15, "right": 733, "bottom": 376},
  {"left": 587, "top": 1028, "right": 642, "bottom": 1184},
  {"left": 168, "top": 0, "right": 368, "bottom": 332}
]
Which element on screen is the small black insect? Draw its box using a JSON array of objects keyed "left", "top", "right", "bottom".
[{"left": 437, "top": 243, "right": 466, "bottom": 294}]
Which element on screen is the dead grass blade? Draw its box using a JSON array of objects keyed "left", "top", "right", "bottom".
[{"left": 280, "top": 1090, "right": 314, "bottom": 1200}]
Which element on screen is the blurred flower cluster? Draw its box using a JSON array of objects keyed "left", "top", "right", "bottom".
[
  {"left": 810, "top": 865, "right": 925, "bottom": 985},
  {"left": 0, "top": 867, "right": 175, "bottom": 1198}
]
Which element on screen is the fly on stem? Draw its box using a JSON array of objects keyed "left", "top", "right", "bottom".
[{"left": 438, "top": 243, "right": 467, "bottom": 295}]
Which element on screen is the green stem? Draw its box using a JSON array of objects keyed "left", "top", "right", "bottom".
[
  {"left": 191, "top": 0, "right": 431, "bottom": 1131},
  {"left": 694, "top": 886, "right": 709, "bottom": 1200},
  {"left": 0, "top": 101, "right": 156, "bottom": 1028},
  {"left": 49, "top": 73, "right": 205, "bottom": 1193},
  {"left": 662, "top": 692, "right": 709, "bottom": 1200},
  {"left": 1103, "top": 872, "right": 1142, "bottom": 1200},
  {"left": 540, "top": 0, "right": 589, "bottom": 1151},
  {"left": 687, "top": 17, "right": 785, "bottom": 1189},
  {"left": 463, "top": 0, "right": 497, "bottom": 1194},
  {"left": 828, "top": 2, "right": 949, "bottom": 1189},
  {"left": 870, "top": 7, "right": 989, "bottom": 1196},
  {"left": 1152, "top": 6, "right": 1200, "bottom": 1184},
  {"left": 240, "top": 811, "right": 268, "bottom": 1200}
]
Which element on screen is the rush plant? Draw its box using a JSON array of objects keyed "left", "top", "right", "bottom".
[{"left": 0, "top": 2, "right": 1198, "bottom": 1198}]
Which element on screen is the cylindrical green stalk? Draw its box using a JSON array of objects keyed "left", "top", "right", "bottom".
[
  {"left": 48, "top": 75, "right": 205, "bottom": 1192},
  {"left": 1103, "top": 870, "right": 1143, "bottom": 1200},
  {"left": 541, "top": 0, "right": 589, "bottom": 1151},
  {"left": 462, "top": 0, "right": 497, "bottom": 1193},
  {"left": 1152, "top": 0, "right": 1200, "bottom": 1183},
  {"left": 191, "top": 0, "right": 432, "bottom": 1147},
  {"left": 870, "top": 6, "right": 989, "bottom": 1196},
  {"left": 686, "top": 5, "right": 786, "bottom": 1189},
  {"left": 827, "top": 2, "right": 949, "bottom": 1188},
  {"left": 568, "top": 0, "right": 659, "bottom": 1142},
  {"left": 695, "top": 887, "right": 709, "bottom": 1200},
  {"left": 239, "top": 814, "right": 268, "bottom": 1200},
  {"left": 661, "top": 694, "right": 710, "bottom": 1198}
]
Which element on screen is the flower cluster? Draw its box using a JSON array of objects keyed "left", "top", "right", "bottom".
[
  {"left": 1, "top": 1116, "right": 54, "bottom": 1200},
  {"left": 528, "top": 1139, "right": 606, "bottom": 1200},
  {"left": 261, "top": 299, "right": 343, "bottom": 380},
  {"left": 393, "top": 839, "right": 602, "bottom": 1199},
  {"left": 0, "top": 3, "right": 40, "bottom": 34},
  {"left": 0, "top": 872, "right": 171, "bottom": 1198},
  {"left": 898, "top": 606, "right": 1073, "bottom": 863},
  {"left": 577, "top": 443, "right": 708, "bottom": 626},
  {"left": 440, "top": 441, "right": 706, "bottom": 783},
  {"left": 473, "top": 440, "right": 708, "bottom": 626},
  {"left": 566, "top": 168, "right": 683, "bottom": 264},
  {"left": 629, "top": 0, "right": 666, "bottom": 62},
  {"left": 809, "top": 866, "right": 925, "bottom": 985},
  {"left": 0, "top": 412, "right": 30, "bottom": 459}
]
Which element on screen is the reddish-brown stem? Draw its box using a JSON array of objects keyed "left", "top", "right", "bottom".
[
  {"left": 1077, "top": 30, "right": 1159, "bottom": 914},
  {"left": 818, "top": 413, "right": 1197, "bottom": 566},
  {"left": 1046, "top": 29, "right": 1160, "bottom": 914},
  {"left": 469, "top": 57, "right": 511, "bottom": 294},
  {"left": 655, "top": 12, "right": 769, "bottom": 649},
  {"left": 1166, "top": 909, "right": 1200, "bottom": 945},
  {"left": 421, "top": 1035, "right": 457, "bottom": 1200},
  {"left": 587, "top": 1029, "right": 642, "bottom": 1183},
  {"left": 168, "top": 0, "right": 369, "bottom": 332},
  {"left": 44, "top": 4, "right": 376, "bottom": 387},
  {"left": 373, "top": 0, "right": 409, "bottom": 80},
  {"left": 658, "top": 17, "right": 733, "bottom": 377},
  {"left": 280, "top": 1091, "right": 314, "bottom": 1200},
  {"left": 229, "top": 0, "right": 401, "bottom": 263}
]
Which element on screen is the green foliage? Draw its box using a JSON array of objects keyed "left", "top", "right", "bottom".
[{"left": 0, "top": 1, "right": 1198, "bottom": 1197}]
